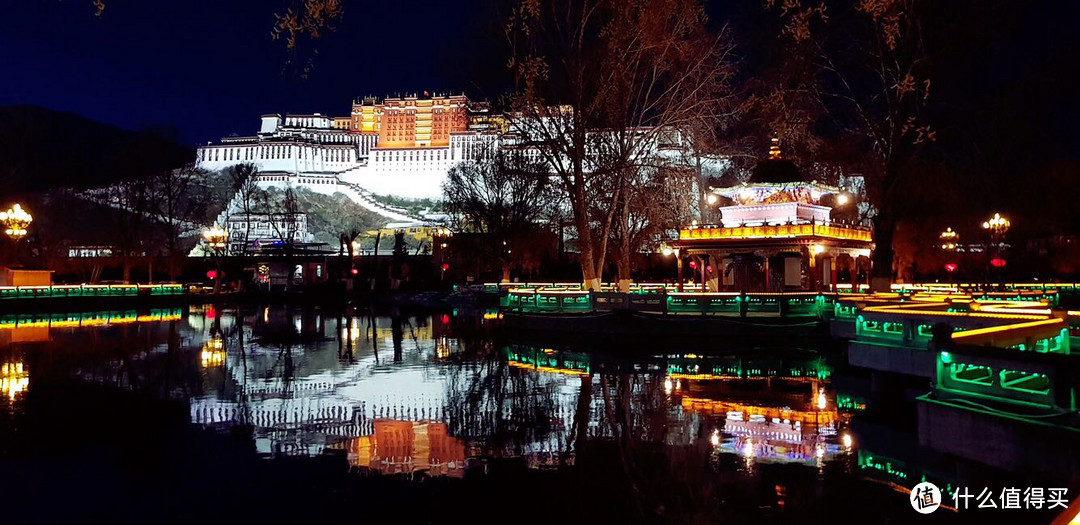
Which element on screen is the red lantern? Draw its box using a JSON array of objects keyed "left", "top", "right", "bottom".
[
  {"left": 441, "top": 263, "right": 450, "bottom": 271},
  {"left": 350, "top": 268, "right": 359, "bottom": 275},
  {"left": 206, "top": 270, "right": 218, "bottom": 280},
  {"left": 706, "top": 265, "right": 713, "bottom": 272},
  {"left": 689, "top": 260, "right": 698, "bottom": 269},
  {"left": 944, "top": 263, "right": 957, "bottom": 273},
  {"left": 990, "top": 258, "right": 1007, "bottom": 268}
]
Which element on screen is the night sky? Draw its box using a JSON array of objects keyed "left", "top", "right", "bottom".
[
  {"left": 0, "top": 0, "right": 506, "bottom": 145},
  {"left": 1, "top": 0, "right": 1077, "bottom": 187}
]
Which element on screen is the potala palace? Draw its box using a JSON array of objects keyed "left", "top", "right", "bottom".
[{"left": 196, "top": 93, "right": 503, "bottom": 224}]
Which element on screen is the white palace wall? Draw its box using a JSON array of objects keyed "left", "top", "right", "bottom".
[{"left": 196, "top": 116, "right": 500, "bottom": 201}]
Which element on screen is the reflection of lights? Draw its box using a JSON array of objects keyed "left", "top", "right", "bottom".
[
  {"left": 743, "top": 438, "right": 755, "bottom": 457},
  {"left": 815, "top": 443, "right": 825, "bottom": 459},
  {"left": 1, "top": 361, "right": 29, "bottom": 400},
  {"left": 506, "top": 360, "right": 589, "bottom": 376},
  {"left": 436, "top": 337, "right": 453, "bottom": 359},
  {"left": 200, "top": 337, "right": 225, "bottom": 367},
  {"left": 842, "top": 433, "right": 853, "bottom": 449},
  {"left": 817, "top": 390, "right": 827, "bottom": 410},
  {"left": 710, "top": 429, "right": 720, "bottom": 446},
  {"left": 664, "top": 377, "right": 673, "bottom": 394},
  {"left": 342, "top": 325, "right": 361, "bottom": 342}
]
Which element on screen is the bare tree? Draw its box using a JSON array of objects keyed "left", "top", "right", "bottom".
[
  {"left": 228, "top": 163, "right": 265, "bottom": 256},
  {"left": 770, "top": 0, "right": 934, "bottom": 288},
  {"left": 111, "top": 178, "right": 151, "bottom": 283},
  {"left": 150, "top": 163, "right": 207, "bottom": 280},
  {"left": 506, "top": 0, "right": 738, "bottom": 289},
  {"left": 444, "top": 145, "right": 557, "bottom": 282},
  {"left": 268, "top": 187, "right": 302, "bottom": 254},
  {"left": 606, "top": 163, "right": 697, "bottom": 287}
]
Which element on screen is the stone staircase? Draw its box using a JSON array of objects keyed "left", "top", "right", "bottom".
[{"left": 335, "top": 180, "right": 425, "bottom": 223}]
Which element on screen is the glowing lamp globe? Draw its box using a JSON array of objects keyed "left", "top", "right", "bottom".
[
  {"left": 990, "top": 258, "right": 1007, "bottom": 268},
  {"left": 350, "top": 268, "right": 359, "bottom": 275},
  {"left": 944, "top": 263, "right": 958, "bottom": 273},
  {"left": 206, "top": 270, "right": 218, "bottom": 280}
]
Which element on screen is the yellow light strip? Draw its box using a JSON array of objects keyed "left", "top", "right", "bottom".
[
  {"left": 679, "top": 223, "right": 872, "bottom": 242},
  {"left": 950, "top": 318, "right": 1066, "bottom": 341},
  {"left": 506, "top": 360, "right": 589, "bottom": 376}
]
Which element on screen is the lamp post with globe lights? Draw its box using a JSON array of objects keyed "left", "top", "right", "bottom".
[
  {"left": 981, "top": 213, "right": 1010, "bottom": 289},
  {"left": 1, "top": 203, "right": 33, "bottom": 265},
  {"left": 203, "top": 224, "right": 229, "bottom": 293},
  {"left": 939, "top": 227, "right": 959, "bottom": 283}
]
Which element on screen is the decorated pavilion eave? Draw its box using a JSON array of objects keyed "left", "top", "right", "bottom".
[
  {"left": 711, "top": 181, "right": 843, "bottom": 207},
  {"left": 673, "top": 222, "right": 873, "bottom": 254},
  {"left": 673, "top": 235, "right": 873, "bottom": 255}
]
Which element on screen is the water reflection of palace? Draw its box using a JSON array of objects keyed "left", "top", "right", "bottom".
[{"left": 337, "top": 420, "right": 466, "bottom": 477}]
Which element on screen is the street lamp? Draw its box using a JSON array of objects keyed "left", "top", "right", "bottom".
[
  {"left": 203, "top": 224, "right": 229, "bottom": 294},
  {"left": 203, "top": 223, "right": 229, "bottom": 254},
  {"left": 939, "top": 227, "right": 958, "bottom": 251},
  {"left": 982, "top": 213, "right": 1010, "bottom": 236},
  {"left": 0, "top": 203, "right": 32, "bottom": 239},
  {"left": 981, "top": 213, "right": 1010, "bottom": 289}
]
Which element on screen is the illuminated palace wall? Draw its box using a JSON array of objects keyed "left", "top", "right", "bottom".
[
  {"left": 195, "top": 93, "right": 495, "bottom": 201},
  {"left": 351, "top": 94, "right": 469, "bottom": 148}
]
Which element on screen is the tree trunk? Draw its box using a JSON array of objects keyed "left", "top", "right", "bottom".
[
  {"left": 574, "top": 189, "right": 601, "bottom": 290},
  {"left": 871, "top": 212, "right": 896, "bottom": 292}
]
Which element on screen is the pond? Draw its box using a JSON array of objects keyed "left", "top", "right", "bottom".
[{"left": 0, "top": 305, "right": 1070, "bottom": 524}]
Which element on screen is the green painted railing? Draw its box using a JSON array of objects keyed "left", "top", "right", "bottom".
[
  {"left": 501, "top": 288, "right": 833, "bottom": 318},
  {"left": 934, "top": 348, "right": 1077, "bottom": 412}
]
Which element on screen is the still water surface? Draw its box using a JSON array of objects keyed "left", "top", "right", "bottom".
[{"left": 0, "top": 305, "right": 1067, "bottom": 523}]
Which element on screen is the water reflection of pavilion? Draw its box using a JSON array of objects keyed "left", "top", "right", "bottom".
[{"left": 505, "top": 344, "right": 851, "bottom": 464}]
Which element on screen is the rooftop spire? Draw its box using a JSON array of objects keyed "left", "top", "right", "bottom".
[{"left": 767, "top": 135, "right": 782, "bottom": 160}]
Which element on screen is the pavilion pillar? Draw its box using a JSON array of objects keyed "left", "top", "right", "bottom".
[
  {"left": 676, "top": 251, "right": 684, "bottom": 292},
  {"left": 806, "top": 249, "right": 817, "bottom": 291},
  {"left": 848, "top": 255, "right": 858, "bottom": 291},
  {"left": 829, "top": 255, "right": 838, "bottom": 292},
  {"left": 764, "top": 255, "right": 771, "bottom": 292}
]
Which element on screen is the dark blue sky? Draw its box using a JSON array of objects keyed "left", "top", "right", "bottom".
[
  {"left": 0, "top": 0, "right": 505, "bottom": 146},
  {"left": 1, "top": 0, "right": 1076, "bottom": 170}
]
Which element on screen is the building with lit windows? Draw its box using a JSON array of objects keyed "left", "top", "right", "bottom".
[{"left": 196, "top": 93, "right": 498, "bottom": 203}]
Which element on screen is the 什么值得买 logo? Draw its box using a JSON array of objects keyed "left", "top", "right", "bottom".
[{"left": 911, "top": 482, "right": 942, "bottom": 514}]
